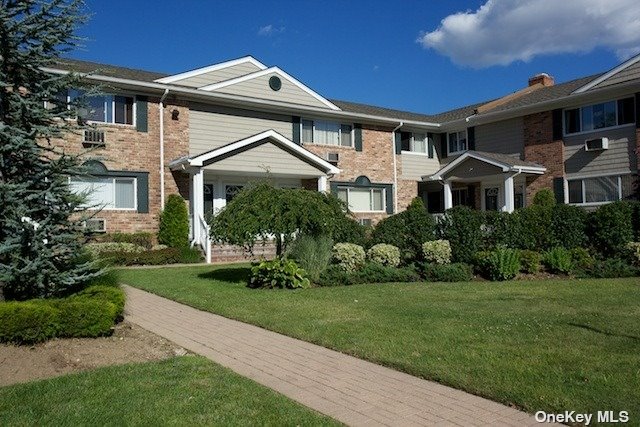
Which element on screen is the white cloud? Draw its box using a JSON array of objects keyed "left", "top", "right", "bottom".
[
  {"left": 258, "top": 24, "right": 285, "bottom": 37},
  {"left": 418, "top": 0, "right": 640, "bottom": 67}
]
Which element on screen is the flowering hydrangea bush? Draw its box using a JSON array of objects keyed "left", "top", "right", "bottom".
[
  {"left": 367, "top": 244, "right": 401, "bottom": 267},
  {"left": 422, "top": 240, "right": 452, "bottom": 264}
]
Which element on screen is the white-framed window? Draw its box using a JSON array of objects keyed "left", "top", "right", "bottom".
[
  {"left": 46, "top": 90, "right": 136, "bottom": 125},
  {"left": 225, "top": 184, "right": 244, "bottom": 203},
  {"left": 400, "top": 131, "right": 430, "bottom": 156},
  {"left": 568, "top": 174, "right": 635, "bottom": 205},
  {"left": 564, "top": 97, "right": 635, "bottom": 135},
  {"left": 69, "top": 176, "right": 137, "bottom": 210},
  {"left": 447, "top": 130, "right": 467, "bottom": 155},
  {"left": 301, "top": 119, "right": 352, "bottom": 147},
  {"left": 336, "top": 187, "right": 385, "bottom": 212},
  {"left": 452, "top": 188, "right": 468, "bottom": 207}
]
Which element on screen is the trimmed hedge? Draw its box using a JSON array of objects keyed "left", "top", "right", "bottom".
[
  {"left": 98, "top": 247, "right": 203, "bottom": 266},
  {"left": 589, "top": 201, "right": 635, "bottom": 256},
  {"left": 0, "top": 285, "right": 125, "bottom": 344},
  {"left": 438, "top": 206, "right": 483, "bottom": 263},
  {"left": 317, "top": 263, "right": 420, "bottom": 286},
  {"left": 419, "top": 262, "right": 473, "bottom": 282},
  {"left": 94, "top": 232, "right": 154, "bottom": 250},
  {"left": 549, "top": 204, "right": 587, "bottom": 249}
]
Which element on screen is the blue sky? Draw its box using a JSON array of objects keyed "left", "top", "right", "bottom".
[{"left": 70, "top": 0, "right": 640, "bottom": 115}]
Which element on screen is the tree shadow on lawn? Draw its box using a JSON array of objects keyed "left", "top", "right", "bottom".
[
  {"left": 198, "top": 267, "right": 251, "bottom": 284},
  {"left": 568, "top": 323, "right": 640, "bottom": 342}
]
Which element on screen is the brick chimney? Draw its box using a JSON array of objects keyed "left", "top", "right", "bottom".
[{"left": 528, "top": 73, "right": 554, "bottom": 87}]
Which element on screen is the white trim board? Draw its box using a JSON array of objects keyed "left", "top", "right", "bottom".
[
  {"left": 198, "top": 67, "right": 341, "bottom": 111},
  {"left": 154, "top": 56, "right": 267, "bottom": 84},
  {"left": 170, "top": 129, "right": 340, "bottom": 175},
  {"left": 573, "top": 53, "right": 640, "bottom": 94}
]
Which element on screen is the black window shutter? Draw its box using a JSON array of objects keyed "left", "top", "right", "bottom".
[
  {"left": 136, "top": 173, "right": 149, "bottom": 213},
  {"left": 552, "top": 109, "right": 563, "bottom": 140},
  {"left": 427, "top": 132, "right": 434, "bottom": 158},
  {"left": 394, "top": 131, "right": 402, "bottom": 155},
  {"left": 553, "top": 177, "right": 565, "bottom": 204},
  {"left": 467, "top": 127, "right": 475, "bottom": 150},
  {"left": 136, "top": 96, "right": 148, "bottom": 132},
  {"left": 635, "top": 93, "right": 640, "bottom": 128},
  {"left": 440, "top": 133, "right": 448, "bottom": 159},
  {"left": 292, "top": 116, "right": 301, "bottom": 144},
  {"left": 354, "top": 123, "right": 363, "bottom": 151}
]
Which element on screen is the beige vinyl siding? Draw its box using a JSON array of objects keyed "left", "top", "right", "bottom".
[
  {"left": 203, "top": 142, "right": 321, "bottom": 176},
  {"left": 593, "top": 61, "right": 640, "bottom": 90},
  {"left": 475, "top": 118, "right": 524, "bottom": 158},
  {"left": 172, "top": 62, "right": 262, "bottom": 88},
  {"left": 190, "top": 103, "right": 292, "bottom": 155},
  {"left": 400, "top": 153, "right": 440, "bottom": 180},
  {"left": 446, "top": 158, "right": 503, "bottom": 180},
  {"left": 215, "top": 72, "right": 331, "bottom": 109},
  {"left": 564, "top": 126, "right": 637, "bottom": 177}
]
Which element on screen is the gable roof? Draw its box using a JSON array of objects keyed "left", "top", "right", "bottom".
[
  {"left": 573, "top": 53, "right": 640, "bottom": 93},
  {"left": 154, "top": 56, "right": 267, "bottom": 84},
  {"left": 428, "top": 150, "right": 545, "bottom": 180},
  {"left": 328, "top": 99, "right": 437, "bottom": 123}
]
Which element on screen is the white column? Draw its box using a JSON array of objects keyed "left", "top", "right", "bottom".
[
  {"left": 191, "top": 168, "right": 204, "bottom": 239},
  {"left": 443, "top": 181, "right": 453, "bottom": 210},
  {"left": 503, "top": 174, "right": 515, "bottom": 213},
  {"left": 317, "top": 175, "right": 328, "bottom": 192},
  {"left": 188, "top": 170, "right": 195, "bottom": 241}
]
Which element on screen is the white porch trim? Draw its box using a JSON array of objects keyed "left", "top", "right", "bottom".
[{"left": 426, "top": 151, "right": 546, "bottom": 181}]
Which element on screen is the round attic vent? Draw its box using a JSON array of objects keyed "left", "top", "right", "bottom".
[{"left": 269, "top": 75, "right": 282, "bottom": 91}]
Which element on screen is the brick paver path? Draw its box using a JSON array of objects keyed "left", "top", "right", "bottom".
[{"left": 124, "top": 285, "right": 547, "bottom": 426}]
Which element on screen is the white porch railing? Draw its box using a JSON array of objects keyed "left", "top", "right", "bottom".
[{"left": 194, "top": 214, "right": 211, "bottom": 264}]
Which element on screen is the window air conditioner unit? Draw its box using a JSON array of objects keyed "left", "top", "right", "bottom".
[
  {"left": 584, "top": 137, "right": 608, "bottom": 151},
  {"left": 326, "top": 152, "right": 339, "bottom": 165},
  {"left": 83, "top": 129, "right": 106, "bottom": 147},
  {"left": 84, "top": 218, "right": 106, "bottom": 233}
]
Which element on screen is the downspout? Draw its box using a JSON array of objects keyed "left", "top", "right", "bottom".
[
  {"left": 159, "top": 89, "right": 169, "bottom": 209},
  {"left": 392, "top": 121, "right": 403, "bottom": 213}
]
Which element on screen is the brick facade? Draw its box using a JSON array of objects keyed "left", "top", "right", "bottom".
[{"left": 523, "top": 111, "right": 564, "bottom": 203}]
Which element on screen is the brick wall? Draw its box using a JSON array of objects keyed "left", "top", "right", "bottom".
[
  {"left": 52, "top": 96, "right": 190, "bottom": 236},
  {"left": 523, "top": 111, "right": 564, "bottom": 203}
]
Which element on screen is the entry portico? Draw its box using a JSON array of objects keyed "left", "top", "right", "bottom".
[
  {"left": 169, "top": 130, "right": 340, "bottom": 263},
  {"left": 426, "top": 151, "right": 546, "bottom": 213}
]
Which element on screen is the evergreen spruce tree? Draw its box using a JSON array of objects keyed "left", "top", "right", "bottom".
[{"left": 0, "top": 0, "right": 99, "bottom": 300}]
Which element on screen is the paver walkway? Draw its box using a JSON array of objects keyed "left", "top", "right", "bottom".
[{"left": 124, "top": 285, "right": 547, "bottom": 426}]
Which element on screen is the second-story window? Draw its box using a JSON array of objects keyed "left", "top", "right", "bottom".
[
  {"left": 400, "top": 132, "right": 430, "bottom": 156},
  {"left": 447, "top": 130, "right": 467, "bottom": 155},
  {"left": 564, "top": 97, "right": 635, "bottom": 135},
  {"left": 82, "top": 94, "right": 134, "bottom": 125},
  {"left": 302, "top": 119, "right": 352, "bottom": 147}
]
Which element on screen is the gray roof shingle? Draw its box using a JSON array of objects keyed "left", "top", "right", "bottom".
[{"left": 52, "top": 58, "right": 169, "bottom": 82}]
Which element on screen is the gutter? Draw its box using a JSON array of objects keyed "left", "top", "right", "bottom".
[
  {"left": 159, "top": 88, "right": 170, "bottom": 209},
  {"left": 392, "top": 122, "right": 403, "bottom": 213}
]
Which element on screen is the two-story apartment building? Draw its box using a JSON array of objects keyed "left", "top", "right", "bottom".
[{"left": 47, "top": 54, "right": 640, "bottom": 262}]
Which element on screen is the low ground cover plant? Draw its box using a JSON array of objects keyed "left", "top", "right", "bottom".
[
  {"left": 317, "top": 262, "right": 420, "bottom": 287},
  {"left": 418, "top": 262, "right": 473, "bottom": 282},
  {"left": 248, "top": 258, "right": 310, "bottom": 289}
]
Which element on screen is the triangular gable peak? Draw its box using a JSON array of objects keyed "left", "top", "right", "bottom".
[
  {"left": 154, "top": 56, "right": 267, "bottom": 88},
  {"left": 573, "top": 53, "right": 640, "bottom": 94},
  {"left": 199, "top": 67, "right": 341, "bottom": 110}
]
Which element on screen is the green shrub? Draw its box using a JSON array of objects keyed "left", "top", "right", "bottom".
[
  {"left": 473, "top": 251, "right": 492, "bottom": 274},
  {"left": 84, "top": 268, "right": 120, "bottom": 288},
  {"left": 332, "top": 243, "right": 366, "bottom": 272},
  {"left": 287, "top": 235, "right": 333, "bottom": 282},
  {"left": 54, "top": 299, "right": 117, "bottom": 338},
  {"left": 0, "top": 301, "right": 59, "bottom": 344},
  {"left": 481, "top": 248, "right": 521, "bottom": 281},
  {"left": 422, "top": 240, "right": 452, "bottom": 265},
  {"left": 515, "top": 205, "right": 552, "bottom": 251},
  {"left": 519, "top": 250, "right": 541, "bottom": 274},
  {"left": 569, "top": 247, "right": 595, "bottom": 271},
  {"left": 438, "top": 206, "right": 483, "bottom": 263},
  {"left": 332, "top": 216, "right": 368, "bottom": 246},
  {"left": 589, "top": 201, "right": 634, "bottom": 256},
  {"left": 549, "top": 204, "right": 587, "bottom": 249},
  {"left": 577, "top": 258, "right": 639, "bottom": 279},
  {"left": 533, "top": 188, "right": 557, "bottom": 209},
  {"left": 367, "top": 243, "right": 401, "bottom": 267},
  {"left": 98, "top": 247, "right": 202, "bottom": 266},
  {"left": 248, "top": 258, "right": 310, "bottom": 289},
  {"left": 96, "top": 232, "right": 154, "bottom": 250},
  {"left": 85, "top": 242, "right": 146, "bottom": 256},
  {"left": 317, "top": 263, "right": 420, "bottom": 286},
  {"left": 419, "top": 262, "right": 473, "bottom": 282},
  {"left": 626, "top": 242, "right": 640, "bottom": 266},
  {"left": 543, "top": 247, "right": 574, "bottom": 274},
  {"left": 482, "top": 211, "right": 520, "bottom": 249},
  {"left": 73, "top": 285, "right": 126, "bottom": 318},
  {"left": 370, "top": 198, "right": 435, "bottom": 261},
  {"left": 158, "top": 194, "right": 190, "bottom": 249}
]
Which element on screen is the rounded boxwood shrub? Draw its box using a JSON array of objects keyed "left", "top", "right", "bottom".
[
  {"left": 54, "top": 299, "right": 117, "bottom": 338},
  {"left": 549, "top": 204, "right": 587, "bottom": 249},
  {"left": 332, "top": 243, "right": 366, "bottom": 272},
  {"left": 419, "top": 262, "right": 473, "bottom": 282},
  {"left": 542, "top": 247, "right": 574, "bottom": 274},
  {"left": 248, "top": 258, "right": 310, "bottom": 289},
  {"left": 532, "top": 188, "right": 556, "bottom": 209},
  {"left": 438, "top": 206, "right": 483, "bottom": 263},
  {"left": 481, "top": 248, "right": 521, "bottom": 281},
  {"left": 519, "top": 250, "right": 541, "bottom": 274},
  {"left": 73, "top": 285, "right": 126, "bottom": 318},
  {"left": 367, "top": 243, "right": 401, "bottom": 267},
  {"left": 0, "top": 301, "right": 59, "bottom": 344},
  {"left": 589, "top": 201, "right": 634, "bottom": 256},
  {"left": 422, "top": 240, "right": 452, "bottom": 265},
  {"left": 158, "top": 194, "right": 190, "bottom": 249}
]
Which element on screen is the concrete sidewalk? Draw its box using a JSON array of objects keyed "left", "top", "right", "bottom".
[{"left": 124, "top": 285, "right": 545, "bottom": 426}]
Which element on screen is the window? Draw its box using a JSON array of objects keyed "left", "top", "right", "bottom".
[
  {"left": 301, "top": 119, "right": 352, "bottom": 147},
  {"left": 225, "top": 185, "right": 244, "bottom": 203},
  {"left": 337, "top": 187, "right": 385, "bottom": 212},
  {"left": 48, "top": 90, "right": 135, "bottom": 125},
  {"left": 69, "top": 177, "right": 136, "bottom": 210},
  {"left": 485, "top": 187, "right": 499, "bottom": 211},
  {"left": 448, "top": 130, "right": 467, "bottom": 154},
  {"left": 452, "top": 188, "right": 468, "bottom": 207},
  {"left": 564, "top": 97, "right": 635, "bottom": 135},
  {"left": 400, "top": 132, "right": 429, "bottom": 155},
  {"left": 568, "top": 174, "right": 635, "bottom": 204}
]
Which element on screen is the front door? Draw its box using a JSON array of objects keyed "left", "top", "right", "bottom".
[{"left": 485, "top": 187, "right": 499, "bottom": 211}]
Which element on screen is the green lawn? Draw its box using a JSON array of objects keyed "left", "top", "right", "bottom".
[
  {"left": 120, "top": 265, "right": 640, "bottom": 420},
  {"left": 0, "top": 356, "right": 338, "bottom": 426}
]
